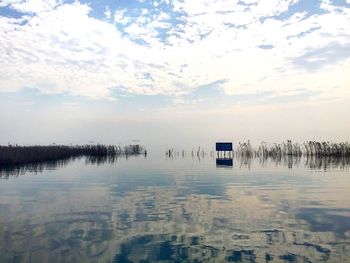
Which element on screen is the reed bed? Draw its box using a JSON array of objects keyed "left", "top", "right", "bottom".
[
  {"left": 236, "top": 141, "right": 350, "bottom": 158},
  {"left": 0, "top": 144, "right": 146, "bottom": 166},
  {"left": 166, "top": 141, "right": 350, "bottom": 159}
]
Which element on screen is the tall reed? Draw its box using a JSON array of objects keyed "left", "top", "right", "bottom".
[
  {"left": 0, "top": 144, "right": 146, "bottom": 165},
  {"left": 236, "top": 141, "right": 350, "bottom": 158}
]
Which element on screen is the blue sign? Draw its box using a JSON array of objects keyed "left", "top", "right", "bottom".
[{"left": 216, "top": 142, "right": 233, "bottom": 151}]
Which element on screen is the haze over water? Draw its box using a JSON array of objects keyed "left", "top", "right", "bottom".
[{"left": 1, "top": 151, "right": 350, "bottom": 262}]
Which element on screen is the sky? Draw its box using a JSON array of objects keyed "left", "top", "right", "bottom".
[{"left": 0, "top": 0, "right": 349, "bottom": 148}]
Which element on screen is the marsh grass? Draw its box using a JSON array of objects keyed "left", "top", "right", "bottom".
[
  {"left": 0, "top": 144, "right": 147, "bottom": 178},
  {"left": 0, "top": 144, "right": 146, "bottom": 165},
  {"left": 236, "top": 141, "right": 350, "bottom": 158}
]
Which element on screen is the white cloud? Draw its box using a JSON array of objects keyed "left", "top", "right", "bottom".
[
  {"left": 104, "top": 5, "right": 112, "bottom": 20},
  {"left": 0, "top": 3, "right": 192, "bottom": 98},
  {"left": 114, "top": 9, "right": 131, "bottom": 26},
  {"left": 0, "top": 0, "right": 349, "bottom": 103},
  {"left": 0, "top": 0, "right": 61, "bottom": 13}
]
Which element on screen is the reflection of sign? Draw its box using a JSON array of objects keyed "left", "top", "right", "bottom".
[
  {"left": 216, "top": 142, "right": 233, "bottom": 151},
  {"left": 216, "top": 158, "right": 233, "bottom": 167}
]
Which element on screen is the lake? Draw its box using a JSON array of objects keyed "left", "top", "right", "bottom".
[{"left": 0, "top": 150, "right": 350, "bottom": 262}]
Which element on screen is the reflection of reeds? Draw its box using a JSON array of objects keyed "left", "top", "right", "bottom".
[
  {"left": 236, "top": 154, "right": 350, "bottom": 170},
  {"left": 304, "top": 155, "right": 350, "bottom": 170},
  {"left": 0, "top": 158, "right": 74, "bottom": 179}
]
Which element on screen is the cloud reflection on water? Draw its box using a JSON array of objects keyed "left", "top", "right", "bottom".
[{"left": 0, "top": 155, "right": 350, "bottom": 262}]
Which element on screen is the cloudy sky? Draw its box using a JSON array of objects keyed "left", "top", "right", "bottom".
[{"left": 0, "top": 0, "right": 349, "bottom": 147}]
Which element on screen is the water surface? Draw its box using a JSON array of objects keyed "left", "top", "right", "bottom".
[{"left": 0, "top": 153, "right": 350, "bottom": 262}]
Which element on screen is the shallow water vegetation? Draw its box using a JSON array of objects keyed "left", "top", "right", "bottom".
[
  {"left": 166, "top": 141, "right": 350, "bottom": 159},
  {"left": 236, "top": 141, "right": 350, "bottom": 158},
  {"left": 0, "top": 144, "right": 146, "bottom": 166}
]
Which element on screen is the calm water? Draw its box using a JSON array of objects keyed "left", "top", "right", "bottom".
[{"left": 0, "top": 152, "right": 350, "bottom": 262}]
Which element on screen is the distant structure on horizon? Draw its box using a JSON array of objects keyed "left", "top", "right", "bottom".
[{"left": 216, "top": 142, "right": 233, "bottom": 156}]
